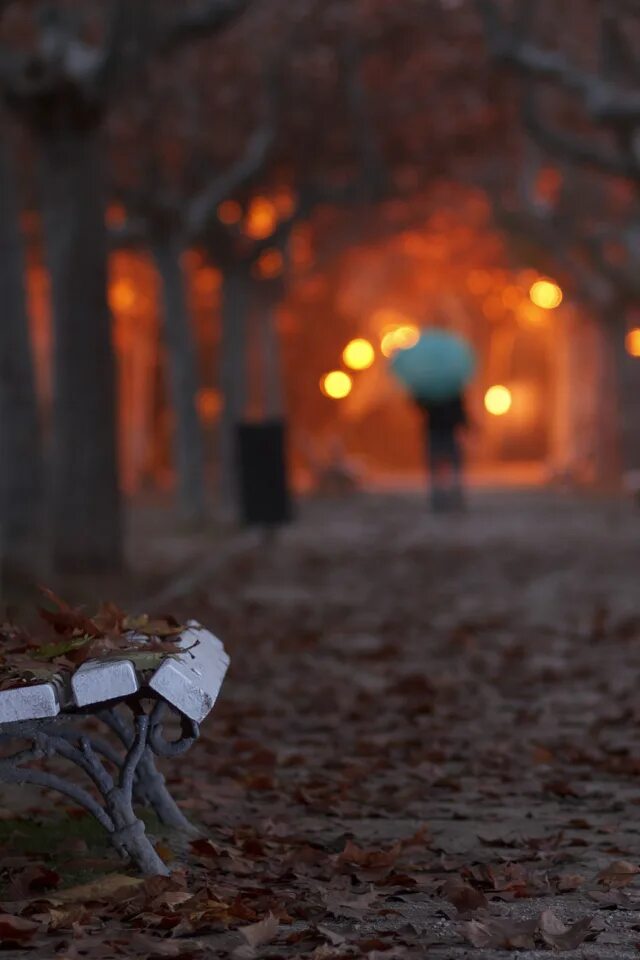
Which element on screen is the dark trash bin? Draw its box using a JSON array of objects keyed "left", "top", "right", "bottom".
[{"left": 237, "top": 419, "right": 293, "bottom": 526}]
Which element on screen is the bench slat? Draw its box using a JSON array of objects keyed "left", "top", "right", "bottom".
[
  {"left": 0, "top": 681, "right": 61, "bottom": 723},
  {"left": 71, "top": 658, "right": 139, "bottom": 708},
  {"left": 148, "top": 623, "right": 229, "bottom": 723}
]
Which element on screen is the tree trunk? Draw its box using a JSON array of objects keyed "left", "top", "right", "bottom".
[
  {"left": 218, "top": 263, "right": 250, "bottom": 517},
  {"left": 590, "top": 312, "right": 622, "bottom": 487},
  {"left": 39, "top": 126, "right": 122, "bottom": 572},
  {"left": 261, "top": 303, "right": 284, "bottom": 419},
  {"left": 152, "top": 238, "right": 206, "bottom": 522},
  {"left": 611, "top": 310, "right": 640, "bottom": 476},
  {"left": 0, "top": 138, "right": 43, "bottom": 586}
]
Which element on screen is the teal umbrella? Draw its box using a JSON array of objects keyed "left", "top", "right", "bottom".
[{"left": 390, "top": 329, "right": 476, "bottom": 401}]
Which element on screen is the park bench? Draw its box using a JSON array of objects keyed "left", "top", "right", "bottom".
[{"left": 0, "top": 619, "right": 229, "bottom": 876}]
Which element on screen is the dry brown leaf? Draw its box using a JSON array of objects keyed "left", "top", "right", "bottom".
[
  {"left": 239, "top": 912, "right": 280, "bottom": 949},
  {"left": 337, "top": 839, "right": 401, "bottom": 869},
  {"left": 316, "top": 924, "right": 346, "bottom": 946},
  {"left": 53, "top": 874, "right": 143, "bottom": 903},
  {"left": 322, "top": 883, "right": 380, "bottom": 919},
  {"left": 461, "top": 915, "right": 538, "bottom": 950},
  {"left": 538, "top": 910, "right": 593, "bottom": 950},
  {"left": 0, "top": 913, "right": 41, "bottom": 943},
  {"left": 441, "top": 879, "right": 489, "bottom": 915},
  {"left": 555, "top": 873, "right": 585, "bottom": 893},
  {"left": 597, "top": 860, "right": 640, "bottom": 888}
]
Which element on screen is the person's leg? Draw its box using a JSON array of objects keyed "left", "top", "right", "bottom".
[
  {"left": 428, "top": 430, "right": 448, "bottom": 511},
  {"left": 447, "top": 431, "right": 466, "bottom": 510}
]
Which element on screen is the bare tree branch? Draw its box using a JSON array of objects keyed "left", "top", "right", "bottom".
[
  {"left": 187, "top": 117, "right": 275, "bottom": 239},
  {"left": 476, "top": 0, "right": 640, "bottom": 125},
  {"left": 522, "top": 87, "right": 637, "bottom": 178},
  {"left": 157, "top": 0, "right": 251, "bottom": 55},
  {"left": 339, "top": 32, "right": 387, "bottom": 201}
]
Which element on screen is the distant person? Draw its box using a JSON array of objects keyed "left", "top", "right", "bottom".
[{"left": 415, "top": 393, "right": 468, "bottom": 511}]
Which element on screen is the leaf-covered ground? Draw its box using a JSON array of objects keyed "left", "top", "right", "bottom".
[{"left": 4, "top": 488, "right": 640, "bottom": 958}]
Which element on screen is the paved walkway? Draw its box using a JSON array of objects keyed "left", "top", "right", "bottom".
[
  {"left": 165, "top": 489, "right": 640, "bottom": 958},
  {"left": 5, "top": 489, "right": 640, "bottom": 958}
]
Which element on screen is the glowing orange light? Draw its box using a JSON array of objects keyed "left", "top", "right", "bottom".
[
  {"left": 217, "top": 200, "right": 242, "bottom": 225},
  {"left": 274, "top": 187, "right": 296, "bottom": 218},
  {"left": 321, "top": 370, "right": 352, "bottom": 399},
  {"left": 197, "top": 387, "right": 222, "bottom": 423},
  {"left": 254, "top": 248, "right": 283, "bottom": 279},
  {"left": 466, "top": 269, "right": 492, "bottom": 295},
  {"left": 372, "top": 308, "right": 410, "bottom": 329},
  {"left": 342, "top": 338, "right": 375, "bottom": 370},
  {"left": 245, "top": 197, "right": 277, "bottom": 240},
  {"left": 195, "top": 266, "right": 220, "bottom": 295},
  {"left": 529, "top": 278, "right": 563, "bottom": 310},
  {"left": 501, "top": 285, "right": 523, "bottom": 310},
  {"left": 482, "top": 295, "right": 504, "bottom": 322},
  {"left": 484, "top": 385, "right": 512, "bottom": 416},
  {"left": 291, "top": 226, "right": 313, "bottom": 267},
  {"left": 518, "top": 302, "right": 548, "bottom": 328},
  {"left": 109, "top": 279, "right": 136, "bottom": 312},
  {"left": 380, "top": 324, "right": 420, "bottom": 357},
  {"left": 626, "top": 328, "right": 640, "bottom": 357}
]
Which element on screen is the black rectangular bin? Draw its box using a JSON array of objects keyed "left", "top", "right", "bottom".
[{"left": 237, "top": 419, "right": 293, "bottom": 526}]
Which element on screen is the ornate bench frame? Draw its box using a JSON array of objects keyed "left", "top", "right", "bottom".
[{"left": 0, "top": 623, "right": 228, "bottom": 875}]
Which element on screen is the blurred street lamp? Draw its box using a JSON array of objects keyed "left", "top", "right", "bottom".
[
  {"left": 254, "top": 248, "right": 284, "bottom": 279},
  {"left": 529, "top": 278, "right": 563, "bottom": 310},
  {"left": 380, "top": 323, "right": 420, "bottom": 357},
  {"left": 626, "top": 328, "right": 640, "bottom": 357},
  {"left": 343, "top": 338, "right": 375, "bottom": 370},
  {"left": 484, "top": 384, "right": 512, "bottom": 416},
  {"left": 321, "top": 371, "right": 352, "bottom": 399},
  {"left": 245, "top": 197, "right": 277, "bottom": 240},
  {"left": 109, "top": 279, "right": 137, "bottom": 312}
]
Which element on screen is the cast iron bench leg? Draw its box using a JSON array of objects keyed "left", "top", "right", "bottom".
[
  {"left": 0, "top": 712, "right": 168, "bottom": 876},
  {"left": 98, "top": 703, "right": 200, "bottom": 836}
]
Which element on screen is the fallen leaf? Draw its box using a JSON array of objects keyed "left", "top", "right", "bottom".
[
  {"left": 322, "top": 883, "right": 380, "bottom": 919},
  {"left": 190, "top": 837, "right": 220, "bottom": 859},
  {"left": 239, "top": 912, "right": 280, "bottom": 949},
  {"left": 556, "top": 873, "right": 585, "bottom": 892},
  {"left": 53, "top": 874, "right": 143, "bottom": 902},
  {"left": 0, "top": 913, "right": 40, "bottom": 943},
  {"left": 337, "top": 839, "right": 401, "bottom": 869},
  {"left": 597, "top": 860, "right": 640, "bottom": 889},
  {"left": 538, "top": 910, "right": 593, "bottom": 950},
  {"left": 461, "top": 916, "right": 538, "bottom": 950},
  {"left": 441, "top": 879, "right": 489, "bottom": 915},
  {"left": 316, "top": 924, "right": 346, "bottom": 945}
]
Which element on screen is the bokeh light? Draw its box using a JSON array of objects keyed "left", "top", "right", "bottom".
[
  {"left": 197, "top": 387, "right": 222, "bottom": 423},
  {"left": 245, "top": 197, "right": 277, "bottom": 240},
  {"left": 484, "top": 384, "right": 512, "bottom": 416},
  {"left": 380, "top": 324, "right": 420, "bottom": 357},
  {"left": 529, "top": 278, "right": 563, "bottom": 310},
  {"left": 320, "top": 370, "right": 353, "bottom": 399},
  {"left": 109, "top": 279, "right": 136, "bottom": 312},
  {"left": 217, "top": 200, "right": 242, "bottom": 225},
  {"left": 626, "top": 328, "right": 640, "bottom": 357},
  {"left": 254, "top": 248, "right": 284, "bottom": 279},
  {"left": 343, "top": 338, "right": 375, "bottom": 370}
]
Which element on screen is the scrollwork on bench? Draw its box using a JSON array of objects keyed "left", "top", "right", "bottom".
[{"left": 0, "top": 622, "right": 228, "bottom": 875}]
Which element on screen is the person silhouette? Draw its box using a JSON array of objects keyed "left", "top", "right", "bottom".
[{"left": 414, "top": 392, "right": 468, "bottom": 511}]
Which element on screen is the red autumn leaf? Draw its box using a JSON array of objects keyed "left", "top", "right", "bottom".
[
  {"left": 0, "top": 913, "right": 40, "bottom": 943},
  {"left": 190, "top": 837, "right": 220, "bottom": 859},
  {"left": 337, "top": 839, "right": 401, "bottom": 869},
  {"left": 441, "top": 879, "right": 489, "bottom": 915}
]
